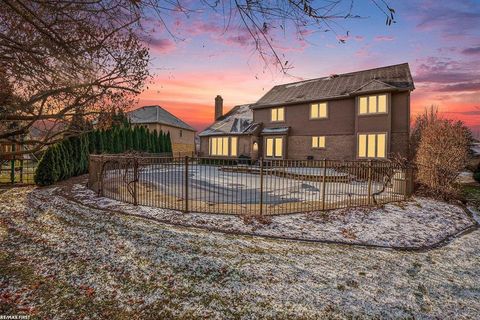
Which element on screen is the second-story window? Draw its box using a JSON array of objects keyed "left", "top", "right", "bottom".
[
  {"left": 359, "top": 94, "right": 388, "bottom": 115},
  {"left": 310, "top": 102, "right": 328, "bottom": 119},
  {"left": 271, "top": 107, "right": 285, "bottom": 122},
  {"left": 179, "top": 129, "right": 183, "bottom": 137}
]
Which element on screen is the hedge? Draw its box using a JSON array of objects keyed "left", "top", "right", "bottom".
[{"left": 34, "top": 125, "right": 172, "bottom": 186}]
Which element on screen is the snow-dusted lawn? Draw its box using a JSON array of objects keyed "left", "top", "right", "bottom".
[
  {"left": 74, "top": 183, "right": 475, "bottom": 248},
  {"left": 0, "top": 184, "right": 479, "bottom": 318}
]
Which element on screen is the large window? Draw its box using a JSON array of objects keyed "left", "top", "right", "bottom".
[
  {"left": 358, "top": 133, "right": 386, "bottom": 158},
  {"left": 271, "top": 107, "right": 285, "bottom": 122},
  {"left": 265, "top": 137, "right": 283, "bottom": 158},
  {"left": 310, "top": 102, "right": 328, "bottom": 119},
  {"left": 209, "top": 136, "right": 238, "bottom": 156},
  {"left": 358, "top": 94, "right": 388, "bottom": 115},
  {"left": 311, "top": 136, "right": 325, "bottom": 149}
]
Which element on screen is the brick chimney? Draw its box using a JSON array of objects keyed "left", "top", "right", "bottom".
[{"left": 215, "top": 95, "right": 223, "bottom": 121}]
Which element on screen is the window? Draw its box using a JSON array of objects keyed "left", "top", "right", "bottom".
[
  {"left": 265, "top": 137, "right": 283, "bottom": 158},
  {"left": 358, "top": 133, "right": 387, "bottom": 158},
  {"left": 209, "top": 136, "right": 238, "bottom": 156},
  {"left": 179, "top": 130, "right": 183, "bottom": 137},
  {"left": 358, "top": 94, "right": 388, "bottom": 115},
  {"left": 310, "top": 102, "right": 328, "bottom": 119},
  {"left": 311, "top": 136, "right": 325, "bottom": 149},
  {"left": 230, "top": 137, "right": 237, "bottom": 157},
  {"left": 271, "top": 107, "right": 285, "bottom": 122}
]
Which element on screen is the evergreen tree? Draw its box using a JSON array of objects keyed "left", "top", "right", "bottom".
[
  {"left": 166, "top": 131, "right": 172, "bottom": 153},
  {"left": 34, "top": 148, "right": 59, "bottom": 186},
  {"left": 88, "top": 131, "right": 96, "bottom": 154},
  {"left": 95, "top": 130, "right": 103, "bottom": 154},
  {"left": 125, "top": 127, "right": 133, "bottom": 151},
  {"left": 160, "top": 130, "right": 167, "bottom": 152},
  {"left": 57, "top": 143, "right": 69, "bottom": 180}
]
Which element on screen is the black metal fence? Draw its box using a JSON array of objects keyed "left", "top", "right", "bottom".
[
  {"left": 88, "top": 154, "right": 413, "bottom": 215},
  {"left": 0, "top": 157, "right": 37, "bottom": 184}
]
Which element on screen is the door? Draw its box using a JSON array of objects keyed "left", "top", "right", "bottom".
[{"left": 265, "top": 137, "right": 283, "bottom": 158}]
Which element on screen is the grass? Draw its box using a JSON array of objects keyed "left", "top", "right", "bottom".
[{"left": 461, "top": 183, "right": 480, "bottom": 207}]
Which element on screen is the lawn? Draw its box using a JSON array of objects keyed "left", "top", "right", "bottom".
[{"left": 0, "top": 183, "right": 479, "bottom": 319}]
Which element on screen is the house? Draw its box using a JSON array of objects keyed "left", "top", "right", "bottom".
[
  {"left": 199, "top": 63, "right": 414, "bottom": 160},
  {"left": 128, "top": 105, "right": 196, "bottom": 155},
  {"left": 198, "top": 97, "right": 261, "bottom": 158}
]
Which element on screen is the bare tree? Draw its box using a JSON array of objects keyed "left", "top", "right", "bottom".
[
  {"left": 1, "top": 0, "right": 395, "bottom": 156},
  {"left": 415, "top": 109, "right": 472, "bottom": 198},
  {"left": 0, "top": 0, "right": 149, "bottom": 155}
]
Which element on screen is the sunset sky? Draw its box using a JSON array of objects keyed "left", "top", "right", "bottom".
[{"left": 137, "top": 0, "right": 480, "bottom": 135}]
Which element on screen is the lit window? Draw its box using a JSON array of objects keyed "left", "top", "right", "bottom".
[
  {"left": 271, "top": 107, "right": 285, "bottom": 122},
  {"left": 209, "top": 136, "right": 238, "bottom": 156},
  {"left": 230, "top": 137, "right": 238, "bottom": 156},
  {"left": 265, "top": 137, "right": 283, "bottom": 158},
  {"left": 311, "top": 136, "right": 325, "bottom": 148},
  {"left": 358, "top": 94, "right": 388, "bottom": 115},
  {"left": 310, "top": 103, "right": 328, "bottom": 119},
  {"left": 358, "top": 133, "right": 387, "bottom": 158}
]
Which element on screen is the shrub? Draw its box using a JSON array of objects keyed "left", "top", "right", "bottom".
[
  {"left": 415, "top": 111, "right": 471, "bottom": 198},
  {"left": 34, "top": 147, "right": 59, "bottom": 186},
  {"left": 34, "top": 124, "right": 172, "bottom": 186}
]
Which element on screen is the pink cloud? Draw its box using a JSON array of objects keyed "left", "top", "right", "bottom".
[
  {"left": 354, "top": 35, "right": 364, "bottom": 42},
  {"left": 145, "top": 37, "right": 176, "bottom": 53},
  {"left": 374, "top": 35, "right": 395, "bottom": 41}
]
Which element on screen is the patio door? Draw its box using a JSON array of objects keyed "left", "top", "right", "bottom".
[{"left": 265, "top": 137, "right": 283, "bottom": 158}]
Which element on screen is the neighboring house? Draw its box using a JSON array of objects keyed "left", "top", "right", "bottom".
[
  {"left": 199, "top": 63, "right": 414, "bottom": 160},
  {"left": 128, "top": 105, "right": 196, "bottom": 155}
]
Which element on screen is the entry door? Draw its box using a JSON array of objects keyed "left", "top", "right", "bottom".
[{"left": 265, "top": 137, "right": 283, "bottom": 158}]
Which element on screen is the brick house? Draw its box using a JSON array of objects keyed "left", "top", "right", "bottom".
[
  {"left": 128, "top": 105, "right": 196, "bottom": 155},
  {"left": 199, "top": 63, "right": 414, "bottom": 160}
]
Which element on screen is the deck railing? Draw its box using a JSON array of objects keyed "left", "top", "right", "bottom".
[{"left": 88, "top": 154, "right": 413, "bottom": 215}]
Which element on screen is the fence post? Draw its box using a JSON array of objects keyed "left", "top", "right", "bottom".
[
  {"left": 259, "top": 158, "right": 264, "bottom": 216},
  {"left": 99, "top": 155, "right": 104, "bottom": 196},
  {"left": 367, "top": 159, "right": 373, "bottom": 205},
  {"left": 321, "top": 159, "right": 327, "bottom": 211},
  {"left": 184, "top": 156, "right": 189, "bottom": 213},
  {"left": 133, "top": 156, "right": 138, "bottom": 206}
]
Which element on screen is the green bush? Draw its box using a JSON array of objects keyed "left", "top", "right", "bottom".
[
  {"left": 34, "top": 123, "right": 172, "bottom": 186},
  {"left": 474, "top": 166, "right": 480, "bottom": 183}
]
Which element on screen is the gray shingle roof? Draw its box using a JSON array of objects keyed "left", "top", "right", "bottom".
[
  {"left": 254, "top": 63, "right": 414, "bottom": 108},
  {"left": 127, "top": 105, "right": 195, "bottom": 131},
  {"left": 198, "top": 104, "right": 260, "bottom": 137}
]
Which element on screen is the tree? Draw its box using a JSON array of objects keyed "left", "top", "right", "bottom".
[
  {"left": 1, "top": 1, "right": 395, "bottom": 156},
  {"left": 0, "top": 0, "right": 149, "bottom": 155},
  {"left": 166, "top": 132, "right": 172, "bottom": 153},
  {"left": 415, "top": 111, "right": 472, "bottom": 197},
  {"left": 34, "top": 147, "right": 59, "bottom": 186}
]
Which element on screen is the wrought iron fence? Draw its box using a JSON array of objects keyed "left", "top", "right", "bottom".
[
  {"left": 0, "top": 157, "right": 37, "bottom": 184},
  {"left": 88, "top": 154, "right": 413, "bottom": 215}
]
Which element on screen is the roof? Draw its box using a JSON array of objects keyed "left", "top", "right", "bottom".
[
  {"left": 198, "top": 104, "right": 261, "bottom": 137},
  {"left": 127, "top": 105, "right": 195, "bottom": 131},
  {"left": 254, "top": 63, "right": 414, "bottom": 108},
  {"left": 261, "top": 127, "right": 290, "bottom": 135}
]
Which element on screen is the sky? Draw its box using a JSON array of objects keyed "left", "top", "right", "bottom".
[{"left": 137, "top": 0, "right": 480, "bottom": 136}]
